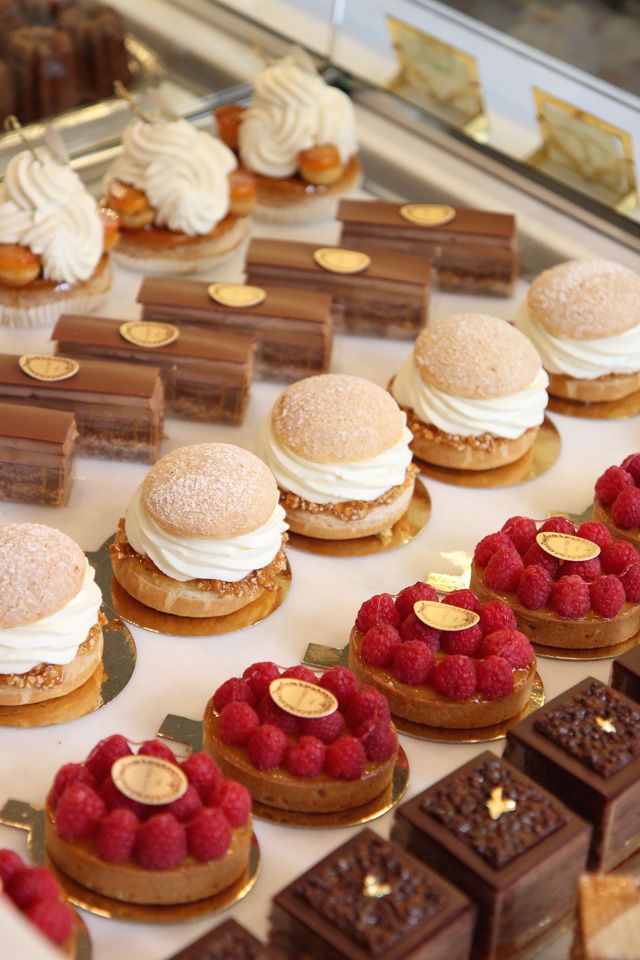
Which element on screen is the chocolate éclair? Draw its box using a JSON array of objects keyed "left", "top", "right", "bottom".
[
  {"left": 244, "top": 237, "right": 430, "bottom": 339},
  {"left": 137, "top": 276, "right": 332, "bottom": 383},
  {"left": 51, "top": 314, "right": 254, "bottom": 425},
  {"left": 0, "top": 402, "right": 77, "bottom": 506}
]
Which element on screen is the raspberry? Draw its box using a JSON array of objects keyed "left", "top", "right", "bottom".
[
  {"left": 441, "top": 624, "right": 482, "bottom": 656},
  {"left": 52, "top": 763, "right": 95, "bottom": 803},
  {"left": 561, "top": 557, "right": 602, "bottom": 581},
  {"left": 218, "top": 701, "right": 260, "bottom": 746},
  {"left": 480, "top": 628, "right": 534, "bottom": 668},
  {"left": 361, "top": 624, "right": 401, "bottom": 666},
  {"left": 211, "top": 779, "right": 251, "bottom": 827},
  {"left": 620, "top": 562, "right": 640, "bottom": 602},
  {"left": 318, "top": 667, "right": 359, "bottom": 708},
  {"left": 25, "top": 899, "right": 74, "bottom": 945},
  {"left": 551, "top": 576, "right": 590, "bottom": 618},
  {"left": 137, "top": 740, "right": 176, "bottom": 763},
  {"left": 345, "top": 686, "right": 391, "bottom": 730},
  {"left": 392, "top": 640, "right": 433, "bottom": 685},
  {"left": 442, "top": 589, "right": 480, "bottom": 612},
  {"left": 479, "top": 599, "right": 517, "bottom": 635},
  {"left": 187, "top": 808, "right": 231, "bottom": 861},
  {"left": 298, "top": 710, "right": 345, "bottom": 744},
  {"left": 281, "top": 665, "right": 318, "bottom": 685},
  {"left": 181, "top": 753, "right": 222, "bottom": 798},
  {"left": 502, "top": 516, "right": 537, "bottom": 555},
  {"left": 256, "top": 694, "right": 299, "bottom": 735},
  {"left": 242, "top": 661, "right": 280, "bottom": 700},
  {"left": 577, "top": 521, "right": 612, "bottom": 549},
  {"left": 523, "top": 541, "right": 559, "bottom": 578},
  {"left": 355, "top": 593, "right": 400, "bottom": 633},
  {"left": 517, "top": 564, "right": 553, "bottom": 610},
  {"left": 56, "top": 783, "right": 106, "bottom": 840},
  {"left": 96, "top": 809, "right": 139, "bottom": 863},
  {"left": 394, "top": 582, "right": 438, "bottom": 620},
  {"left": 86, "top": 734, "right": 131, "bottom": 783},
  {"left": 611, "top": 487, "right": 640, "bottom": 529},
  {"left": 476, "top": 656, "right": 514, "bottom": 700},
  {"left": 539, "top": 517, "right": 575, "bottom": 535},
  {"left": 162, "top": 784, "right": 202, "bottom": 823},
  {"left": 595, "top": 466, "right": 634, "bottom": 507},
  {"left": 325, "top": 737, "right": 367, "bottom": 780},
  {"left": 601, "top": 540, "right": 639, "bottom": 575},
  {"left": 99, "top": 776, "right": 145, "bottom": 818},
  {"left": 135, "top": 814, "right": 186, "bottom": 869},
  {"left": 212, "top": 677, "right": 255, "bottom": 712},
  {"left": 621, "top": 453, "right": 640, "bottom": 483},
  {"left": 590, "top": 575, "right": 625, "bottom": 618},
  {"left": 484, "top": 547, "right": 524, "bottom": 593},
  {"left": 7, "top": 867, "right": 59, "bottom": 908},
  {"left": 247, "top": 725, "right": 287, "bottom": 771},
  {"left": 432, "top": 656, "right": 477, "bottom": 700},
  {"left": 398, "top": 612, "right": 440, "bottom": 651},
  {"left": 285, "top": 736, "right": 326, "bottom": 777},
  {"left": 474, "top": 531, "right": 511, "bottom": 566},
  {"left": 359, "top": 722, "right": 398, "bottom": 761},
  {"left": 0, "top": 849, "right": 23, "bottom": 883}
]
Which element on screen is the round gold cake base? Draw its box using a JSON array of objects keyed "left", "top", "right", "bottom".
[
  {"left": 414, "top": 416, "right": 560, "bottom": 489},
  {"left": 251, "top": 747, "right": 409, "bottom": 828},
  {"left": 0, "top": 616, "right": 136, "bottom": 728},
  {"left": 391, "top": 673, "right": 545, "bottom": 743},
  {"left": 109, "top": 562, "right": 292, "bottom": 637},
  {"left": 287, "top": 479, "right": 431, "bottom": 557},
  {"left": 73, "top": 913, "right": 92, "bottom": 960},
  {"left": 46, "top": 834, "right": 259, "bottom": 924},
  {"left": 548, "top": 389, "right": 640, "bottom": 420},
  {"left": 533, "top": 633, "right": 640, "bottom": 661}
]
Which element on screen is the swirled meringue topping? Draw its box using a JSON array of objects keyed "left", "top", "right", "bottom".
[
  {"left": 0, "top": 563, "right": 102, "bottom": 675},
  {"left": 125, "top": 486, "right": 287, "bottom": 583},
  {"left": 0, "top": 148, "right": 103, "bottom": 283},
  {"left": 105, "top": 119, "right": 237, "bottom": 235},
  {"left": 238, "top": 53, "right": 357, "bottom": 178}
]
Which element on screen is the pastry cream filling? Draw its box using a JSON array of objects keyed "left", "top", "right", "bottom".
[
  {"left": 518, "top": 301, "right": 640, "bottom": 379},
  {"left": 258, "top": 417, "right": 413, "bottom": 504},
  {"left": 105, "top": 119, "right": 236, "bottom": 235},
  {"left": 125, "top": 487, "right": 288, "bottom": 583},
  {"left": 0, "top": 565, "right": 102, "bottom": 675},
  {"left": 0, "top": 148, "right": 103, "bottom": 283},
  {"left": 392, "top": 353, "right": 549, "bottom": 440}
]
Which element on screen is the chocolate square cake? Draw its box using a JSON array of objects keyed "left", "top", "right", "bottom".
[
  {"left": 611, "top": 646, "right": 640, "bottom": 707},
  {"left": 0, "top": 401, "right": 77, "bottom": 506},
  {"left": 166, "top": 919, "right": 278, "bottom": 959}
]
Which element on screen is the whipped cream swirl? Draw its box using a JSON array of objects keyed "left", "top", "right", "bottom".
[
  {"left": 518, "top": 301, "right": 640, "bottom": 379},
  {"left": 259, "top": 417, "right": 413, "bottom": 504},
  {"left": 392, "top": 353, "right": 549, "bottom": 440},
  {"left": 239, "top": 53, "right": 357, "bottom": 178},
  {"left": 125, "top": 486, "right": 287, "bottom": 583},
  {"left": 0, "top": 148, "right": 103, "bottom": 283},
  {"left": 105, "top": 119, "right": 236, "bottom": 235},
  {"left": 0, "top": 564, "right": 102, "bottom": 675}
]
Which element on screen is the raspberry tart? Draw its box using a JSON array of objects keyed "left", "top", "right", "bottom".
[
  {"left": 470, "top": 515, "right": 640, "bottom": 651},
  {"left": 203, "top": 663, "right": 399, "bottom": 814},
  {"left": 44, "top": 736, "right": 253, "bottom": 906},
  {"left": 593, "top": 454, "right": 640, "bottom": 549},
  {"left": 1, "top": 849, "right": 77, "bottom": 956},
  {"left": 348, "top": 582, "right": 537, "bottom": 730}
]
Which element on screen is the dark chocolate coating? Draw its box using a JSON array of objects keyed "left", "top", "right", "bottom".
[{"left": 611, "top": 645, "right": 640, "bottom": 705}]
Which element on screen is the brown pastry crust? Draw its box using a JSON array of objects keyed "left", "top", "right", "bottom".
[
  {"left": 470, "top": 560, "right": 640, "bottom": 649},
  {"left": 548, "top": 371, "right": 640, "bottom": 403},
  {"left": 114, "top": 217, "right": 248, "bottom": 272},
  {"left": 348, "top": 627, "right": 535, "bottom": 729},
  {"left": 592, "top": 499, "right": 640, "bottom": 549},
  {"left": 0, "top": 622, "right": 103, "bottom": 706},
  {"left": 202, "top": 701, "right": 397, "bottom": 813},
  {"left": 110, "top": 522, "right": 287, "bottom": 617},
  {"left": 0, "top": 254, "right": 111, "bottom": 313},
  {"left": 253, "top": 156, "right": 362, "bottom": 223},
  {"left": 45, "top": 798, "right": 252, "bottom": 905}
]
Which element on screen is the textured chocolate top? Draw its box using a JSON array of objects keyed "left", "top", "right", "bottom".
[
  {"left": 423, "top": 756, "right": 566, "bottom": 869},
  {"left": 0, "top": 401, "right": 76, "bottom": 446},
  {"left": 534, "top": 679, "right": 640, "bottom": 779},
  {"left": 165, "top": 919, "right": 275, "bottom": 960},
  {"left": 337, "top": 199, "right": 515, "bottom": 239},
  {"left": 292, "top": 831, "right": 447, "bottom": 956}
]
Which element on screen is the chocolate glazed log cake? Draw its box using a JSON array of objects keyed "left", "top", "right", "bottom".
[
  {"left": 51, "top": 314, "right": 254, "bottom": 425},
  {"left": 337, "top": 200, "right": 517, "bottom": 296},
  {"left": 244, "top": 237, "right": 430, "bottom": 339},
  {"left": 137, "top": 277, "right": 332, "bottom": 383},
  {"left": 0, "top": 354, "right": 163, "bottom": 463},
  {"left": 0, "top": 402, "right": 77, "bottom": 506}
]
